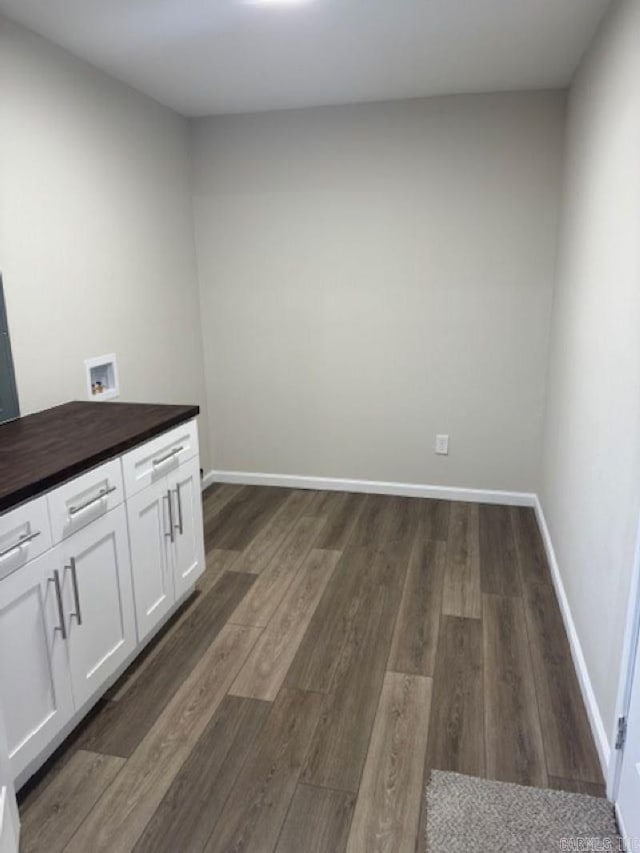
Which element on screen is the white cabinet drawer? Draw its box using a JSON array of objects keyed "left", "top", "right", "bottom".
[
  {"left": 0, "top": 497, "right": 52, "bottom": 582},
  {"left": 122, "top": 419, "right": 198, "bottom": 499},
  {"left": 47, "top": 459, "right": 123, "bottom": 544}
]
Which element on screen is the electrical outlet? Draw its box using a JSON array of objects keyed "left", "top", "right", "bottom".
[{"left": 435, "top": 434, "right": 449, "bottom": 455}]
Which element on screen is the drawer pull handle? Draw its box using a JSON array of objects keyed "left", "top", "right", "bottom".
[
  {"left": 165, "top": 490, "right": 175, "bottom": 543},
  {"left": 0, "top": 529, "right": 41, "bottom": 559},
  {"left": 66, "top": 557, "right": 83, "bottom": 626},
  {"left": 69, "top": 485, "right": 117, "bottom": 516},
  {"left": 152, "top": 446, "right": 183, "bottom": 467},
  {"left": 174, "top": 484, "right": 184, "bottom": 535},
  {"left": 49, "top": 569, "right": 67, "bottom": 640}
]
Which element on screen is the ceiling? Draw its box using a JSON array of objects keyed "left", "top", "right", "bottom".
[{"left": 0, "top": 0, "right": 611, "bottom": 117}]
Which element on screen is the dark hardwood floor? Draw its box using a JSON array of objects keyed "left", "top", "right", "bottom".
[{"left": 18, "top": 486, "right": 604, "bottom": 852}]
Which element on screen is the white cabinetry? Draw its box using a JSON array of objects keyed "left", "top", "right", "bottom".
[
  {"left": 127, "top": 478, "right": 174, "bottom": 643},
  {"left": 0, "top": 497, "right": 52, "bottom": 583},
  {"left": 121, "top": 419, "right": 198, "bottom": 498},
  {"left": 0, "top": 507, "right": 135, "bottom": 777},
  {"left": 61, "top": 505, "right": 136, "bottom": 709},
  {"left": 0, "top": 417, "right": 204, "bottom": 788},
  {"left": 170, "top": 457, "right": 205, "bottom": 600},
  {"left": 125, "top": 446, "right": 204, "bottom": 641},
  {"left": 47, "top": 459, "right": 123, "bottom": 544},
  {"left": 0, "top": 548, "right": 74, "bottom": 778}
]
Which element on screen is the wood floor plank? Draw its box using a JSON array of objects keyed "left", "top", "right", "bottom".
[
  {"left": 285, "top": 545, "right": 375, "bottom": 693},
  {"left": 301, "top": 543, "right": 410, "bottom": 792},
  {"left": 349, "top": 494, "right": 392, "bottom": 547},
  {"left": 305, "top": 488, "right": 348, "bottom": 519},
  {"left": 232, "top": 489, "right": 315, "bottom": 574},
  {"left": 203, "top": 688, "right": 324, "bottom": 853},
  {"left": 522, "top": 582, "right": 603, "bottom": 783},
  {"left": 229, "top": 514, "right": 326, "bottom": 628},
  {"left": 511, "top": 506, "right": 552, "bottom": 586},
  {"left": 205, "top": 486, "right": 290, "bottom": 551},
  {"left": 442, "top": 502, "right": 481, "bottom": 619},
  {"left": 388, "top": 538, "right": 446, "bottom": 677},
  {"left": 483, "top": 593, "right": 547, "bottom": 787},
  {"left": 230, "top": 549, "right": 341, "bottom": 700},
  {"left": 20, "top": 750, "right": 125, "bottom": 853},
  {"left": 198, "top": 549, "right": 241, "bottom": 592},
  {"left": 116, "top": 546, "right": 237, "bottom": 703},
  {"left": 287, "top": 497, "right": 417, "bottom": 694},
  {"left": 347, "top": 672, "right": 432, "bottom": 853},
  {"left": 347, "top": 494, "right": 419, "bottom": 552},
  {"left": 77, "top": 571, "right": 256, "bottom": 757},
  {"left": 385, "top": 495, "right": 422, "bottom": 546},
  {"left": 66, "top": 623, "right": 262, "bottom": 852},
  {"left": 133, "top": 696, "right": 271, "bottom": 853},
  {"left": 104, "top": 590, "right": 200, "bottom": 702},
  {"left": 422, "top": 499, "right": 451, "bottom": 542},
  {"left": 548, "top": 776, "right": 606, "bottom": 798},
  {"left": 426, "top": 615, "right": 484, "bottom": 777},
  {"left": 305, "top": 488, "right": 336, "bottom": 512},
  {"left": 314, "top": 492, "right": 366, "bottom": 550},
  {"left": 202, "top": 484, "right": 246, "bottom": 524},
  {"left": 479, "top": 504, "right": 520, "bottom": 597},
  {"left": 275, "top": 785, "right": 355, "bottom": 853}
]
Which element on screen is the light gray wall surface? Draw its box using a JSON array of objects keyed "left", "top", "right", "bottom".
[
  {"left": 0, "top": 17, "right": 211, "bottom": 466},
  {"left": 540, "top": 0, "right": 640, "bottom": 743},
  {"left": 192, "top": 93, "right": 565, "bottom": 491}
]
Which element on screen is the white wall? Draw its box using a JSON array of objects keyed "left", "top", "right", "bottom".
[
  {"left": 0, "top": 17, "right": 211, "bottom": 467},
  {"left": 192, "top": 93, "right": 565, "bottom": 492},
  {"left": 541, "top": 0, "right": 640, "bottom": 747}
]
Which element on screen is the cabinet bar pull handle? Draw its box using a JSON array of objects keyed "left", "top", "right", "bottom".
[
  {"left": 166, "top": 490, "right": 175, "bottom": 543},
  {"left": 49, "top": 569, "right": 67, "bottom": 640},
  {"left": 152, "top": 446, "right": 183, "bottom": 467},
  {"left": 175, "top": 484, "right": 184, "bottom": 535},
  {"left": 0, "top": 529, "right": 41, "bottom": 559},
  {"left": 67, "top": 557, "right": 83, "bottom": 626},
  {"left": 69, "top": 485, "right": 117, "bottom": 516}
]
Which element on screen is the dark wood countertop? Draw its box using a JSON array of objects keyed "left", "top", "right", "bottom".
[{"left": 0, "top": 401, "right": 199, "bottom": 513}]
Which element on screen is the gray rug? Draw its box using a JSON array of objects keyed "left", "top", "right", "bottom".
[{"left": 425, "top": 771, "right": 619, "bottom": 852}]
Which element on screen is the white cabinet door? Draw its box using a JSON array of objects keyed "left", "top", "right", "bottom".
[
  {"left": 169, "top": 457, "right": 205, "bottom": 600},
  {"left": 127, "top": 478, "right": 174, "bottom": 643},
  {"left": 0, "top": 549, "right": 74, "bottom": 780},
  {"left": 61, "top": 505, "right": 136, "bottom": 709}
]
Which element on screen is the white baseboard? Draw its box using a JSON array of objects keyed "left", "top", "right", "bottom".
[
  {"left": 203, "top": 469, "right": 536, "bottom": 506},
  {"left": 533, "top": 495, "right": 611, "bottom": 783},
  {"left": 201, "top": 469, "right": 218, "bottom": 491}
]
